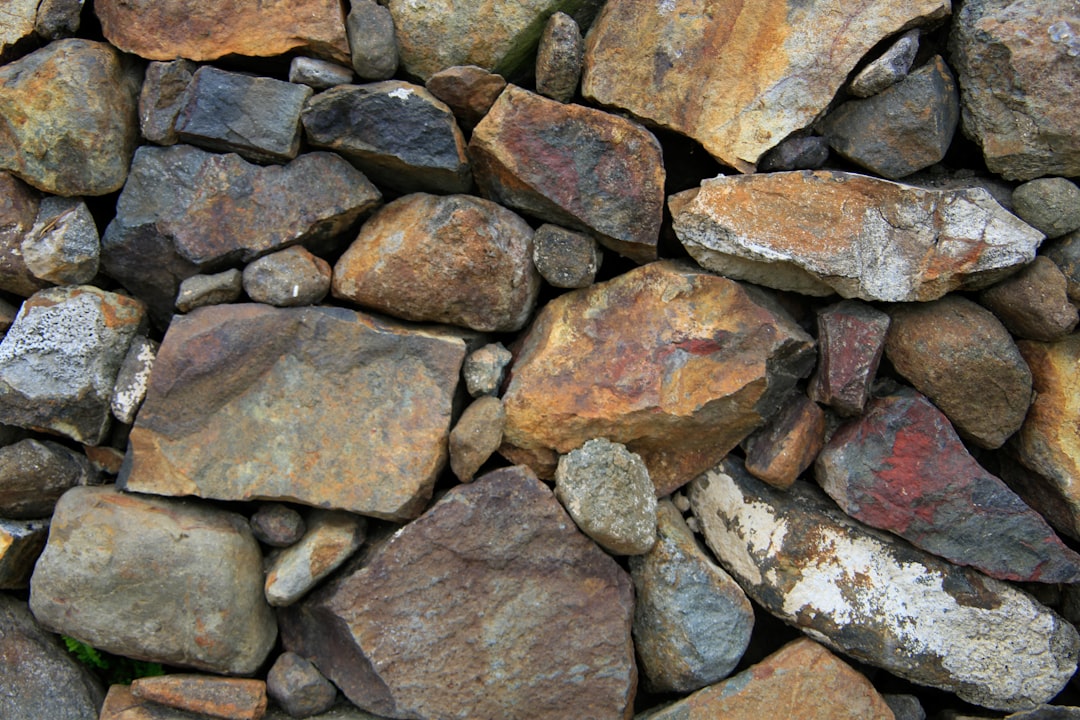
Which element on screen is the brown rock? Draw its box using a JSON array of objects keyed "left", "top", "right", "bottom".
[
  {"left": 532, "top": 223, "right": 601, "bottom": 289},
  {"left": 535, "top": 12, "right": 583, "bottom": 103},
  {"left": 279, "top": 465, "right": 637, "bottom": 720},
  {"left": 332, "top": 193, "right": 540, "bottom": 332},
  {"left": 470, "top": 85, "right": 664, "bottom": 263},
  {"left": 885, "top": 295, "right": 1033, "bottom": 448},
  {"left": 95, "top": 0, "right": 350, "bottom": 64},
  {"left": 175, "top": 270, "right": 244, "bottom": 314},
  {"left": 582, "top": 0, "right": 949, "bottom": 172},
  {"left": 242, "top": 246, "right": 332, "bottom": 308},
  {"left": 808, "top": 300, "right": 891, "bottom": 416},
  {"left": 979, "top": 256, "right": 1079, "bottom": 342},
  {"left": 264, "top": 510, "right": 367, "bottom": 607},
  {"left": 1044, "top": 232, "right": 1080, "bottom": 302},
  {"left": 0, "top": 439, "right": 97, "bottom": 519},
  {"left": 425, "top": 65, "right": 507, "bottom": 131},
  {"left": 0, "top": 518, "right": 49, "bottom": 589},
  {"left": 640, "top": 638, "right": 894, "bottom": 720},
  {"left": 130, "top": 675, "right": 267, "bottom": 720},
  {"left": 500, "top": 260, "right": 815, "bottom": 495},
  {"left": 743, "top": 392, "right": 826, "bottom": 490},
  {"left": 100, "top": 685, "right": 207, "bottom": 720},
  {"left": 266, "top": 652, "right": 337, "bottom": 719},
  {"left": 0, "top": 172, "right": 47, "bottom": 298},
  {"left": 121, "top": 303, "right": 466, "bottom": 521},
  {"left": 449, "top": 395, "right": 506, "bottom": 482}
]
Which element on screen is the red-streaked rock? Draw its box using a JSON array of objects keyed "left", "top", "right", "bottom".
[
  {"left": 279, "top": 465, "right": 637, "bottom": 720},
  {"left": 808, "top": 300, "right": 891, "bottom": 416},
  {"left": 500, "top": 260, "right": 815, "bottom": 495},
  {"left": 470, "top": 85, "right": 664, "bottom": 263},
  {"left": 120, "top": 303, "right": 466, "bottom": 521},
  {"left": 130, "top": 675, "right": 267, "bottom": 720},
  {"left": 743, "top": 392, "right": 826, "bottom": 490},
  {"left": 582, "top": 0, "right": 949, "bottom": 173},
  {"left": 671, "top": 171, "right": 1044, "bottom": 301},
  {"left": 639, "top": 638, "right": 893, "bottom": 720},
  {"left": 688, "top": 457, "right": 1080, "bottom": 712},
  {"left": 95, "top": 0, "right": 350, "bottom": 64},
  {"left": 817, "top": 387, "right": 1080, "bottom": 583}
]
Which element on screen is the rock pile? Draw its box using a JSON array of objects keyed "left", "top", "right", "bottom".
[{"left": 1, "top": 0, "right": 1079, "bottom": 719}]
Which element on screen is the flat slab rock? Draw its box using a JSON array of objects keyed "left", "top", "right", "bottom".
[
  {"left": 120, "top": 303, "right": 466, "bottom": 521},
  {"left": 670, "top": 171, "right": 1044, "bottom": 302},
  {"left": 689, "top": 458, "right": 1080, "bottom": 712},
  {"left": 279, "top": 465, "right": 637, "bottom": 720}
]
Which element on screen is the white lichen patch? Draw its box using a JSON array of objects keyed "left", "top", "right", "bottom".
[{"left": 388, "top": 87, "right": 415, "bottom": 101}]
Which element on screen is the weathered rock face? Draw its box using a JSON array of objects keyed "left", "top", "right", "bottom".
[
  {"left": 425, "top": 65, "right": 507, "bottom": 131},
  {"left": 689, "top": 458, "right": 1080, "bottom": 712},
  {"left": 0, "top": 439, "right": 97, "bottom": 519},
  {"left": 120, "top": 303, "right": 466, "bottom": 521},
  {"left": 129, "top": 675, "right": 267, "bottom": 720},
  {"left": 138, "top": 59, "right": 197, "bottom": 146},
  {"left": 979, "top": 256, "right": 1079, "bottom": 342},
  {"left": 949, "top": 0, "right": 1080, "bottom": 180},
  {"left": 742, "top": 391, "right": 826, "bottom": 490},
  {"left": 500, "top": 260, "right": 815, "bottom": 494},
  {"left": 30, "top": 486, "right": 277, "bottom": 675},
  {"left": 582, "top": 0, "right": 950, "bottom": 172},
  {"left": 95, "top": 0, "right": 351, "bottom": 64},
  {"left": 849, "top": 28, "right": 920, "bottom": 98},
  {"left": 808, "top": 300, "right": 891, "bottom": 417},
  {"left": 0, "top": 0, "right": 36, "bottom": 59},
  {"left": 671, "top": 171, "right": 1045, "bottom": 301},
  {"left": 470, "top": 85, "right": 665, "bottom": 263},
  {"left": 0, "top": 518, "right": 49, "bottom": 589},
  {"left": 0, "top": 39, "right": 140, "bottom": 196},
  {"left": 265, "top": 510, "right": 367, "bottom": 607},
  {"left": 0, "top": 172, "right": 47, "bottom": 298},
  {"left": 23, "top": 196, "right": 101, "bottom": 286},
  {"left": 279, "top": 466, "right": 637, "bottom": 720}
]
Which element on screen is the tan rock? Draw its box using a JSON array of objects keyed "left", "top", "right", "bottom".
[
  {"left": 449, "top": 395, "right": 506, "bottom": 482},
  {"left": 130, "top": 675, "right": 267, "bottom": 720}
]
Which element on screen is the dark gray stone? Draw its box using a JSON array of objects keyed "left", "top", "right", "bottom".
[
  {"left": 1013, "top": 178, "right": 1080, "bottom": 239},
  {"left": 532, "top": 223, "right": 600, "bottom": 288},
  {"left": 535, "top": 12, "right": 583, "bottom": 103},
  {"left": 347, "top": 0, "right": 399, "bottom": 80},
  {"left": 757, "top": 135, "right": 830, "bottom": 172},
  {"left": 242, "top": 245, "right": 332, "bottom": 307},
  {"left": 34, "top": 0, "right": 84, "bottom": 39},
  {"left": 267, "top": 652, "right": 338, "bottom": 718},
  {"left": 289, "top": 57, "right": 355, "bottom": 89},
  {"left": 0, "top": 518, "right": 49, "bottom": 589},
  {"left": 139, "top": 59, "right": 198, "bottom": 146},
  {"left": 23, "top": 196, "right": 99, "bottom": 285},
  {"left": 849, "top": 29, "right": 920, "bottom": 98},
  {"left": 883, "top": 693, "right": 926, "bottom": 720},
  {"left": 175, "top": 269, "right": 244, "bottom": 313},
  {"left": 0, "top": 439, "right": 96, "bottom": 519},
  {"left": 250, "top": 503, "right": 306, "bottom": 548}
]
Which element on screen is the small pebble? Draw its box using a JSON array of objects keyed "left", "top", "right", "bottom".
[
  {"left": 23, "top": 196, "right": 100, "bottom": 285},
  {"left": 535, "top": 12, "right": 583, "bottom": 103},
  {"left": 250, "top": 503, "right": 307, "bottom": 548},
  {"left": 758, "top": 135, "right": 830, "bottom": 172},
  {"left": 175, "top": 269, "right": 243, "bottom": 312},
  {"left": 462, "top": 343, "right": 512, "bottom": 397},
  {"left": 1013, "top": 177, "right": 1080, "bottom": 238},
  {"left": 289, "top": 56, "right": 354, "bottom": 89},
  {"left": 449, "top": 395, "right": 505, "bottom": 482},
  {"left": 243, "top": 246, "right": 331, "bottom": 307},
  {"left": 347, "top": 0, "right": 398, "bottom": 80},
  {"left": 532, "top": 224, "right": 600, "bottom": 289}
]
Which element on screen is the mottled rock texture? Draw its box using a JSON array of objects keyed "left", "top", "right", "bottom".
[
  {"left": 0, "top": 172, "right": 47, "bottom": 297},
  {"left": 808, "top": 300, "right": 891, "bottom": 416},
  {"left": 129, "top": 675, "right": 267, "bottom": 720}
]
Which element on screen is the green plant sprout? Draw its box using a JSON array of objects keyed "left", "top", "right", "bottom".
[{"left": 62, "top": 636, "right": 166, "bottom": 686}]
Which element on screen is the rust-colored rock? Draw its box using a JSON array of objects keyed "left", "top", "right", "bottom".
[
  {"left": 470, "top": 85, "right": 665, "bottom": 263},
  {"left": 130, "top": 675, "right": 267, "bottom": 720},
  {"left": 808, "top": 300, "right": 891, "bottom": 416},
  {"left": 582, "top": 0, "right": 950, "bottom": 172},
  {"left": 449, "top": 395, "right": 506, "bottom": 482},
  {"left": 0, "top": 172, "right": 47, "bottom": 298},
  {"left": 500, "top": 260, "right": 815, "bottom": 495},
  {"left": 120, "top": 303, "right": 466, "bottom": 521},
  {"left": 95, "top": 0, "right": 350, "bottom": 64},
  {"left": 425, "top": 65, "right": 507, "bottom": 131},
  {"left": 743, "top": 392, "right": 826, "bottom": 490},
  {"left": 979, "top": 256, "right": 1079, "bottom": 342}
]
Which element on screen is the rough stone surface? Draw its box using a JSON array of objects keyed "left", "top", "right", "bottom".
[
  {"left": 1013, "top": 178, "right": 1080, "bottom": 239},
  {"left": 743, "top": 392, "right": 826, "bottom": 490},
  {"left": 302, "top": 82, "right": 471, "bottom": 195},
  {"left": 849, "top": 29, "right": 920, "bottom": 97},
  {"left": 175, "top": 270, "right": 244, "bottom": 313},
  {"left": 463, "top": 342, "right": 512, "bottom": 397},
  {"left": 449, "top": 395, "right": 506, "bottom": 482},
  {"left": 243, "top": 246, "right": 332, "bottom": 308},
  {"left": 1044, "top": 232, "right": 1080, "bottom": 302},
  {"left": 100, "top": 685, "right": 233, "bottom": 720},
  {"left": 139, "top": 60, "right": 198, "bottom": 146},
  {"left": 34, "top": 0, "right": 84, "bottom": 40},
  {"left": 174, "top": 67, "right": 313, "bottom": 164},
  {"left": 949, "top": 0, "right": 1080, "bottom": 180},
  {"left": 671, "top": 171, "right": 1045, "bottom": 302},
  {"left": 23, "top": 196, "right": 100, "bottom": 285},
  {"left": 0, "top": 592, "right": 104, "bottom": 720},
  {"left": 470, "top": 85, "right": 665, "bottom": 263},
  {"left": 0, "top": 0, "right": 36, "bottom": 59},
  {"left": 883, "top": 694, "right": 927, "bottom": 720},
  {"left": 425, "top": 65, "right": 507, "bottom": 131},
  {"left": 0, "top": 172, "right": 47, "bottom": 298},
  {"left": 30, "top": 485, "right": 277, "bottom": 675},
  {"left": 95, "top": 0, "right": 350, "bottom": 64},
  {"left": 639, "top": 638, "right": 894, "bottom": 720},
  {"left": 979, "top": 256, "right": 1079, "bottom": 341},
  {"left": 121, "top": 304, "right": 466, "bottom": 521},
  {"left": 101, "top": 144, "right": 381, "bottom": 326},
  {"left": 0, "top": 518, "right": 49, "bottom": 589},
  {"left": 885, "top": 295, "right": 1032, "bottom": 448},
  {"left": 820, "top": 55, "right": 959, "bottom": 179},
  {"left": 1008, "top": 708, "right": 1080, "bottom": 720},
  {"left": 535, "top": 12, "right": 583, "bottom": 103},
  {"left": 0, "top": 285, "right": 147, "bottom": 445},
  {"left": 332, "top": 193, "right": 539, "bottom": 332},
  {"left": 817, "top": 387, "right": 1080, "bottom": 583},
  {"left": 582, "top": 0, "right": 950, "bottom": 172},
  {"left": 347, "top": 0, "right": 398, "bottom": 81},
  {"left": 279, "top": 465, "right": 637, "bottom": 720},
  {"left": 532, "top": 223, "right": 601, "bottom": 288},
  {"left": 555, "top": 438, "right": 657, "bottom": 555},
  {"left": 0, "top": 438, "right": 97, "bottom": 519},
  {"left": 501, "top": 260, "right": 816, "bottom": 494},
  {"left": 757, "top": 135, "right": 831, "bottom": 172},
  {"left": 265, "top": 510, "right": 367, "bottom": 607},
  {"left": 267, "top": 652, "right": 338, "bottom": 719},
  {"left": 629, "top": 500, "right": 753, "bottom": 694},
  {"left": 289, "top": 57, "right": 354, "bottom": 90},
  {"left": 130, "top": 675, "right": 267, "bottom": 720},
  {"left": 0, "top": 39, "right": 140, "bottom": 196},
  {"left": 250, "top": 504, "right": 306, "bottom": 548},
  {"left": 111, "top": 335, "right": 158, "bottom": 425},
  {"left": 808, "top": 300, "right": 891, "bottom": 417},
  {"left": 689, "top": 457, "right": 1080, "bottom": 712}
]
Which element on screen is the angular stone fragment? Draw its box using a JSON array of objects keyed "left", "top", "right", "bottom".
[
  {"left": 302, "top": 82, "right": 471, "bottom": 194},
  {"left": 243, "top": 246, "right": 331, "bottom": 308},
  {"left": 100, "top": 685, "right": 227, "bottom": 720},
  {"left": 333, "top": 193, "right": 540, "bottom": 331},
  {"left": 139, "top": 60, "right": 198, "bottom": 146},
  {"left": 980, "top": 256, "right": 1079, "bottom": 341},
  {"left": 0, "top": 39, "right": 141, "bottom": 196},
  {"left": 1044, "top": 233, "right": 1080, "bottom": 302},
  {"left": 950, "top": 0, "right": 1080, "bottom": 180},
  {"left": 757, "top": 135, "right": 830, "bottom": 172},
  {"left": 582, "top": 0, "right": 949, "bottom": 172},
  {"left": 630, "top": 500, "right": 753, "bottom": 694},
  {"left": 0, "top": 286, "right": 146, "bottom": 445},
  {"left": 30, "top": 486, "right": 277, "bottom": 675},
  {"left": 535, "top": 12, "right": 583, "bottom": 103},
  {"left": 175, "top": 270, "right": 243, "bottom": 313},
  {"left": 130, "top": 675, "right": 267, "bottom": 720},
  {"left": 639, "top": 638, "right": 893, "bottom": 720},
  {"left": 279, "top": 466, "right": 636, "bottom": 720},
  {"left": 35, "top": 0, "right": 84, "bottom": 40},
  {"left": 449, "top": 395, "right": 506, "bottom": 482},
  {"left": 0, "top": 172, "right": 47, "bottom": 298},
  {"left": 671, "top": 171, "right": 1045, "bottom": 301},
  {"left": 471, "top": 85, "right": 665, "bottom": 263},
  {"left": 849, "top": 29, "right": 920, "bottom": 98},
  {"left": 174, "top": 67, "right": 313, "bottom": 164},
  {"left": 289, "top": 57, "right": 354, "bottom": 90},
  {"left": 265, "top": 510, "right": 367, "bottom": 607},
  {"left": 0, "top": 518, "right": 49, "bottom": 589},
  {"left": 101, "top": 145, "right": 381, "bottom": 325},
  {"left": 111, "top": 336, "right": 158, "bottom": 425},
  {"left": 425, "top": 65, "right": 507, "bottom": 131},
  {"left": 121, "top": 304, "right": 466, "bottom": 520},
  {"left": 250, "top": 504, "right": 306, "bottom": 548},
  {"left": 817, "top": 387, "right": 1080, "bottom": 583},
  {"left": 23, "top": 196, "right": 100, "bottom": 285},
  {"left": 689, "top": 458, "right": 1080, "bottom": 712},
  {"left": 267, "top": 652, "right": 337, "bottom": 719},
  {"left": 463, "top": 342, "right": 512, "bottom": 397},
  {"left": 820, "top": 56, "right": 959, "bottom": 179},
  {"left": 743, "top": 392, "right": 826, "bottom": 490},
  {"left": 501, "top": 260, "right": 815, "bottom": 494},
  {"left": 532, "top": 223, "right": 601, "bottom": 288},
  {"left": 883, "top": 694, "right": 926, "bottom": 720},
  {"left": 347, "top": 0, "right": 398, "bottom": 80},
  {"left": 1013, "top": 178, "right": 1080, "bottom": 239},
  {"left": 885, "top": 295, "right": 1032, "bottom": 448},
  {"left": 95, "top": 0, "right": 350, "bottom": 64},
  {"left": 0, "top": 439, "right": 96, "bottom": 519},
  {"left": 808, "top": 300, "right": 891, "bottom": 416}
]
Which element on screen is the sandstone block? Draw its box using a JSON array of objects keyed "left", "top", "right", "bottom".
[
  {"left": 175, "top": 270, "right": 244, "bottom": 314},
  {"left": 289, "top": 57, "right": 354, "bottom": 90},
  {"left": 462, "top": 342, "right": 512, "bottom": 397}
]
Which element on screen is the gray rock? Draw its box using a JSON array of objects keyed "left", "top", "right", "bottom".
[
  {"left": 535, "top": 12, "right": 583, "bottom": 103},
  {"left": 347, "top": 0, "right": 399, "bottom": 80},
  {"left": 110, "top": 335, "right": 158, "bottom": 425},
  {"left": 289, "top": 56, "right": 354, "bottom": 89},
  {"left": 630, "top": 500, "right": 753, "bottom": 693},
  {"left": 424, "top": 65, "right": 507, "bottom": 131},
  {"left": 265, "top": 510, "right": 367, "bottom": 607},
  {"left": 174, "top": 66, "right": 314, "bottom": 164},
  {"left": 302, "top": 81, "right": 471, "bottom": 195},
  {"left": 34, "top": 0, "right": 84, "bottom": 39},
  {"left": 555, "top": 438, "right": 657, "bottom": 555},
  {"left": 0, "top": 593, "right": 104, "bottom": 720},
  {"left": 175, "top": 269, "right": 244, "bottom": 313},
  {"left": 0, "top": 518, "right": 49, "bottom": 589},
  {"left": 980, "top": 256, "right": 1079, "bottom": 342},
  {"left": 1013, "top": 178, "right": 1080, "bottom": 239},
  {"left": 0, "top": 172, "right": 48, "bottom": 298},
  {"left": 243, "top": 245, "right": 332, "bottom": 307},
  {"left": 449, "top": 395, "right": 505, "bottom": 482},
  {"left": 250, "top": 503, "right": 306, "bottom": 548},
  {"left": 883, "top": 693, "right": 927, "bottom": 720},
  {"left": 0, "top": 0, "right": 36, "bottom": 59},
  {"left": 0, "top": 439, "right": 97, "bottom": 519},
  {"left": 22, "top": 196, "right": 100, "bottom": 285},
  {"left": 757, "top": 135, "right": 830, "bottom": 172},
  {"left": 139, "top": 59, "right": 198, "bottom": 146},
  {"left": 0, "top": 286, "right": 147, "bottom": 445},
  {"left": 1007, "top": 707, "right": 1080, "bottom": 720},
  {"left": 268, "top": 652, "right": 338, "bottom": 718},
  {"left": 532, "top": 223, "right": 600, "bottom": 288},
  {"left": 1043, "top": 232, "right": 1080, "bottom": 303},
  {"left": 462, "top": 342, "right": 512, "bottom": 397},
  {"left": 849, "top": 29, "right": 920, "bottom": 98}
]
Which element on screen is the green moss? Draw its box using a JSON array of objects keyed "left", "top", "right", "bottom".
[{"left": 62, "top": 636, "right": 165, "bottom": 686}]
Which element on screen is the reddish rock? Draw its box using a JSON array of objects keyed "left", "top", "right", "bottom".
[
  {"left": 425, "top": 65, "right": 507, "bottom": 131},
  {"left": 0, "top": 172, "right": 46, "bottom": 298},
  {"left": 279, "top": 465, "right": 637, "bottom": 720},
  {"left": 130, "top": 675, "right": 267, "bottom": 720},
  {"left": 95, "top": 0, "right": 350, "bottom": 64},
  {"left": 979, "top": 256, "right": 1079, "bottom": 342},
  {"left": 500, "top": 260, "right": 815, "bottom": 495},
  {"left": 808, "top": 300, "right": 891, "bottom": 416},
  {"left": 121, "top": 304, "right": 466, "bottom": 521},
  {"left": 470, "top": 85, "right": 664, "bottom": 263},
  {"left": 743, "top": 392, "right": 826, "bottom": 490}
]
